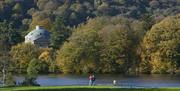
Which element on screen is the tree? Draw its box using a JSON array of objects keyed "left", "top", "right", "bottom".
[
  {"left": 0, "top": 21, "right": 22, "bottom": 46},
  {"left": 0, "top": 21, "right": 18, "bottom": 87},
  {"left": 50, "top": 16, "right": 71, "bottom": 49},
  {"left": 13, "top": 3, "right": 22, "bottom": 13},
  {"left": 0, "top": 0, "right": 179, "bottom": 31},
  {"left": 56, "top": 30, "right": 101, "bottom": 73},
  {"left": 27, "top": 59, "right": 40, "bottom": 79},
  {"left": 39, "top": 48, "right": 57, "bottom": 73},
  {"left": 99, "top": 24, "right": 134, "bottom": 73},
  {"left": 140, "top": 14, "right": 180, "bottom": 74},
  {"left": 10, "top": 43, "right": 40, "bottom": 73},
  {"left": 56, "top": 17, "right": 108, "bottom": 74},
  {"left": 22, "top": 59, "right": 40, "bottom": 86},
  {"left": 0, "top": 40, "right": 15, "bottom": 87},
  {"left": 29, "top": 12, "right": 52, "bottom": 31},
  {"left": 56, "top": 16, "right": 136, "bottom": 74}
]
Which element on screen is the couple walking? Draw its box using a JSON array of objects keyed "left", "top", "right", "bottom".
[{"left": 89, "top": 75, "right": 95, "bottom": 86}]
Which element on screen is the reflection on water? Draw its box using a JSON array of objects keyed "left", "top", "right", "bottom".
[{"left": 14, "top": 74, "right": 180, "bottom": 87}]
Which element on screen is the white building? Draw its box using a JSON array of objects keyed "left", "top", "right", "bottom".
[{"left": 25, "top": 26, "right": 51, "bottom": 48}]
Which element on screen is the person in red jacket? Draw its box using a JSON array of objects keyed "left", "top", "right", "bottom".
[{"left": 88, "top": 75, "right": 93, "bottom": 86}]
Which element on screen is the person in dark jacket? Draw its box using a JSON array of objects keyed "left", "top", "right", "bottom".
[{"left": 92, "top": 75, "right": 96, "bottom": 86}]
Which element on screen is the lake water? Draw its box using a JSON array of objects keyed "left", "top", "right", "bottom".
[{"left": 14, "top": 74, "right": 180, "bottom": 87}]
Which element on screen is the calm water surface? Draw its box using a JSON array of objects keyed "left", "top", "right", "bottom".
[{"left": 15, "top": 74, "right": 180, "bottom": 87}]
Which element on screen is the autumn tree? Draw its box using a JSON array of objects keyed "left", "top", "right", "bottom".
[
  {"left": 56, "top": 17, "right": 108, "bottom": 73},
  {"left": 56, "top": 30, "right": 101, "bottom": 73},
  {"left": 56, "top": 16, "right": 137, "bottom": 74},
  {"left": 99, "top": 24, "right": 134, "bottom": 73},
  {"left": 29, "top": 12, "right": 52, "bottom": 31},
  {"left": 140, "top": 14, "right": 180, "bottom": 74},
  {"left": 10, "top": 43, "right": 40, "bottom": 73},
  {"left": 39, "top": 48, "right": 57, "bottom": 73}
]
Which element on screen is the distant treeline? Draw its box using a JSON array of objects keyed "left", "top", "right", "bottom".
[{"left": 0, "top": 0, "right": 179, "bottom": 75}]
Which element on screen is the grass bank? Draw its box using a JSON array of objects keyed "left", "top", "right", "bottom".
[{"left": 1, "top": 86, "right": 180, "bottom": 91}]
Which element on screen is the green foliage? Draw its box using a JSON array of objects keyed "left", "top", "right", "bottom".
[
  {"left": 0, "top": 22, "right": 17, "bottom": 87},
  {"left": 13, "top": 3, "right": 23, "bottom": 13},
  {"left": 4, "top": 73, "right": 16, "bottom": 87},
  {"left": 50, "top": 16, "right": 71, "bottom": 49},
  {"left": 27, "top": 59, "right": 41, "bottom": 79},
  {"left": 0, "top": 21, "right": 22, "bottom": 46},
  {"left": 20, "top": 58, "right": 41, "bottom": 86}
]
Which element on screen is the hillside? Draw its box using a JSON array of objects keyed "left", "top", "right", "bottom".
[{"left": 0, "top": 0, "right": 179, "bottom": 86}]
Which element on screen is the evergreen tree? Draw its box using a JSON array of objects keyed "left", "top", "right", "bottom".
[{"left": 50, "top": 16, "right": 71, "bottom": 49}]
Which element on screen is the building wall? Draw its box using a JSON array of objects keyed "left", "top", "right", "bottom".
[{"left": 34, "top": 38, "right": 50, "bottom": 48}]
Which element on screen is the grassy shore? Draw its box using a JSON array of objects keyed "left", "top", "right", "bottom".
[{"left": 1, "top": 86, "right": 180, "bottom": 91}]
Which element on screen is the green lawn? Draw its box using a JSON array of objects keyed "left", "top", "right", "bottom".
[{"left": 1, "top": 86, "right": 180, "bottom": 91}]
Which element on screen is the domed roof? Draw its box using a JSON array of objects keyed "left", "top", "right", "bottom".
[{"left": 25, "top": 26, "right": 50, "bottom": 41}]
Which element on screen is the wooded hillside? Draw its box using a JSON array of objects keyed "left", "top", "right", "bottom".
[{"left": 0, "top": 0, "right": 179, "bottom": 74}]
